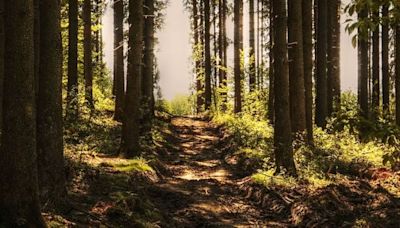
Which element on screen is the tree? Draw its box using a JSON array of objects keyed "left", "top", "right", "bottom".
[
  {"left": 358, "top": 7, "right": 369, "bottom": 119},
  {"left": 204, "top": 0, "right": 212, "bottom": 110},
  {"left": 66, "top": 0, "right": 78, "bottom": 120},
  {"left": 192, "top": 0, "right": 203, "bottom": 113},
  {"left": 268, "top": 1, "right": 274, "bottom": 124},
  {"left": 382, "top": 3, "right": 390, "bottom": 114},
  {"left": 114, "top": 0, "right": 125, "bottom": 121},
  {"left": 249, "top": 0, "right": 256, "bottom": 91},
  {"left": 396, "top": 22, "right": 400, "bottom": 125},
  {"left": 327, "top": 0, "right": 341, "bottom": 116},
  {"left": 234, "top": 0, "right": 243, "bottom": 113},
  {"left": 37, "top": 0, "right": 66, "bottom": 205},
  {"left": 288, "top": 0, "right": 306, "bottom": 133},
  {"left": 0, "top": 0, "right": 46, "bottom": 226},
  {"left": 372, "top": 6, "right": 380, "bottom": 118},
  {"left": 120, "top": 0, "right": 143, "bottom": 158},
  {"left": 220, "top": 0, "right": 228, "bottom": 109},
  {"left": 315, "top": 0, "right": 328, "bottom": 128},
  {"left": 0, "top": 0, "right": 3, "bottom": 134},
  {"left": 272, "top": 0, "right": 296, "bottom": 175},
  {"left": 143, "top": 0, "right": 155, "bottom": 130},
  {"left": 83, "top": 0, "right": 94, "bottom": 111},
  {"left": 302, "top": 0, "right": 313, "bottom": 143}
]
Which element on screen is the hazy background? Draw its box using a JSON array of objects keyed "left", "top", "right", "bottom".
[{"left": 102, "top": 0, "right": 357, "bottom": 101}]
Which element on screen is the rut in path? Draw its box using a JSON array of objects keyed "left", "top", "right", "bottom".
[{"left": 148, "top": 117, "right": 277, "bottom": 227}]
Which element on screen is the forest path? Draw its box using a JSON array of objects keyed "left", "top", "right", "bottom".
[{"left": 148, "top": 117, "right": 275, "bottom": 227}]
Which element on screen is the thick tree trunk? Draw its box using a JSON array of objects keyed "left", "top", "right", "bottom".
[
  {"left": 0, "top": 0, "right": 4, "bottom": 134},
  {"left": 327, "top": 0, "right": 341, "bottom": 116},
  {"left": 382, "top": 4, "right": 389, "bottom": 114},
  {"left": 315, "top": 0, "right": 328, "bottom": 128},
  {"left": 372, "top": 9, "right": 380, "bottom": 119},
  {"left": 83, "top": 0, "right": 94, "bottom": 111},
  {"left": 249, "top": 0, "right": 256, "bottom": 91},
  {"left": 302, "top": 0, "right": 313, "bottom": 143},
  {"left": 37, "top": 0, "right": 66, "bottom": 206},
  {"left": 288, "top": 0, "right": 306, "bottom": 133},
  {"left": 272, "top": 0, "right": 296, "bottom": 176},
  {"left": 234, "top": 0, "right": 243, "bottom": 113},
  {"left": 396, "top": 25, "right": 400, "bottom": 126},
  {"left": 120, "top": 0, "right": 143, "bottom": 158},
  {"left": 204, "top": 0, "right": 212, "bottom": 110},
  {"left": 67, "top": 0, "right": 79, "bottom": 120},
  {"left": 113, "top": 0, "right": 125, "bottom": 121},
  {"left": 143, "top": 0, "right": 155, "bottom": 130},
  {"left": 0, "top": 1, "right": 46, "bottom": 226},
  {"left": 358, "top": 8, "right": 369, "bottom": 119}
]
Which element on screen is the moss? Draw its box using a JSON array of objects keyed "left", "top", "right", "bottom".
[{"left": 112, "top": 158, "right": 154, "bottom": 173}]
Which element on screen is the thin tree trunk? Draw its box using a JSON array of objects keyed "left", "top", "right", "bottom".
[
  {"left": 193, "top": 0, "right": 202, "bottom": 113},
  {"left": 315, "top": 0, "right": 328, "bottom": 128},
  {"left": 268, "top": 0, "right": 274, "bottom": 124},
  {"left": 221, "top": 0, "right": 228, "bottom": 109},
  {"left": 249, "top": 0, "right": 256, "bottom": 91},
  {"left": 120, "top": 0, "right": 143, "bottom": 158},
  {"left": 67, "top": 0, "right": 79, "bottom": 120},
  {"left": 288, "top": 0, "right": 306, "bottom": 133},
  {"left": 234, "top": 0, "right": 243, "bottom": 113},
  {"left": 83, "top": 0, "right": 94, "bottom": 111},
  {"left": 382, "top": 4, "right": 389, "bottom": 115},
  {"left": 113, "top": 0, "right": 125, "bottom": 121},
  {"left": 272, "top": 0, "right": 296, "bottom": 176},
  {"left": 0, "top": 1, "right": 46, "bottom": 226},
  {"left": 204, "top": 0, "right": 212, "bottom": 110},
  {"left": 372, "top": 9, "right": 380, "bottom": 119},
  {"left": 358, "top": 8, "right": 369, "bottom": 118},
  {"left": 37, "top": 0, "right": 66, "bottom": 206}
]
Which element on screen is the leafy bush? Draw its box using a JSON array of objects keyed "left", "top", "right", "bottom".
[{"left": 159, "top": 95, "right": 195, "bottom": 116}]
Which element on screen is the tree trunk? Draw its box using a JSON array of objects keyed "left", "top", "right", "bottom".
[
  {"left": 113, "top": 0, "right": 125, "bottom": 121},
  {"left": 315, "top": 0, "right": 328, "bottom": 128},
  {"left": 372, "top": 9, "right": 380, "bottom": 119},
  {"left": 302, "top": 0, "right": 313, "bottom": 143},
  {"left": 37, "top": 0, "right": 66, "bottom": 206},
  {"left": 268, "top": 0, "right": 274, "bottom": 125},
  {"left": 143, "top": 0, "right": 155, "bottom": 131},
  {"left": 221, "top": 0, "right": 228, "bottom": 109},
  {"left": 327, "top": 0, "right": 341, "bottom": 116},
  {"left": 272, "top": 0, "right": 296, "bottom": 176},
  {"left": 120, "top": 0, "right": 143, "bottom": 158},
  {"left": 67, "top": 0, "right": 79, "bottom": 120},
  {"left": 193, "top": 0, "right": 202, "bottom": 113},
  {"left": 204, "top": 0, "right": 212, "bottom": 110},
  {"left": 358, "top": 8, "right": 369, "bottom": 118},
  {"left": 249, "top": 0, "right": 256, "bottom": 91},
  {"left": 83, "top": 0, "right": 94, "bottom": 111},
  {"left": 0, "top": 0, "right": 4, "bottom": 134},
  {"left": 0, "top": 1, "right": 46, "bottom": 226},
  {"left": 382, "top": 4, "right": 389, "bottom": 115},
  {"left": 288, "top": 0, "right": 306, "bottom": 133},
  {"left": 234, "top": 0, "right": 243, "bottom": 113},
  {"left": 396, "top": 24, "right": 400, "bottom": 126}
]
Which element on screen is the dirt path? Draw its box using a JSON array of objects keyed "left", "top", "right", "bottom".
[{"left": 148, "top": 117, "right": 277, "bottom": 227}]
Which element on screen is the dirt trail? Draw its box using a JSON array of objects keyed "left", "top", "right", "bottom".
[{"left": 148, "top": 117, "right": 277, "bottom": 227}]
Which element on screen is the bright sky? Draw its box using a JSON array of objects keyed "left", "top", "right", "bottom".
[{"left": 103, "top": 0, "right": 357, "bottom": 101}]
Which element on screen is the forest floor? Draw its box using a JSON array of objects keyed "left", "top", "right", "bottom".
[{"left": 44, "top": 114, "right": 400, "bottom": 227}]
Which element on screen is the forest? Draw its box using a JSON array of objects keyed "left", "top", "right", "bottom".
[{"left": 0, "top": 0, "right": 400, "bottom": 227}]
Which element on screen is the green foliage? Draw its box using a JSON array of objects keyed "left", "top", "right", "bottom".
[{"left": 160, "top": 95, "right": 196, "bottom": 116}]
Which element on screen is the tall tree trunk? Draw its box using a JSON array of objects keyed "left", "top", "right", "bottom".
[
  {"left": 249, "top": 0, "right": 256, "bottom": 91},
  {"left": 234, "top": 0, "right": 243, "bottom": 113},
  {"left": 143, "top": 0, "right": 155, "bottom": 131},
  {"left": 268, "top": 0, "right": 274, "bottom": 124},
  {"left": 83, "top": 0, "right": 94, "bottom": 111},
  {"left": 372, "top": 9, "right": 380, "bottom": 119},
  {"left": 67, "top": 0, "right": 79, "bottom": 120},
  {"left": 0, "top": 0, "right": 3, "bottom": 134},
  {"left": 37, "top": 0, "right": 66, "bottom": 206},
  {"left": 327, "top": 0, "right": 341, "bottom": 116},
  {"left": 221, "top": 0, "right": 228, "bottom": 109},
  {"left": 302, "top": 0, "right": 313, "bottom": 143},
  {"left": 358, "top": 8, "right": 369, "bottom": 118},
  {"left": 382, "top": 4, "right": 389, "bottom": 115},
  {"left": 396, "top": 24, "right": 400, "bottom": 126},
  {"left": 256, "top": 0, "right": 260, "bottom": 89},
  {"left": 204, "top": 0, "right": 212, "bottom": 110},
  {"left": 0, "top": 1, "right": 46, "bottom": 226},
  {"left": 114, "top": 0, "right": 125, "bottom": 121},
  {"left": 120, "top": 0, "right": 143, "bottom": 158},
  {"left": 288, "top": 0, "right": 306, "bottom": 133},
  {"left": 272, "top": 0, "right": 296, "bottom": 176},
  {"left": 315, "top": 0, "right": 328, "bottom": 128},
  {"left": 193, "top": 0, "right": 202, "bottom": 113}
]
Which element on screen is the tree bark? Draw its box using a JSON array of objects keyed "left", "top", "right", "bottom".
[
  {"left": 372, "top": 9, "right": 380, "bottom": 119},
  {"left": 234, "top": 0, "right": 243, "bottom": 113},
  {"left": 358, "top": 8, "right": 369, "bottom": 118},
  {"left": 67, "top": 0, "right": 79, "bottom": 120},
  {"left": 120, "top": 0, "right": 143, "bottom": 158},
  {"left": 315, "top": 0, "right": 328, "bottom": 128},
  {"left": 113, "top": 0, "right": 125, "bottom": 121},
  {"left": 37, "top": 0, "right": 66, "bottom": 206},
  {"left": 249, "top": 0, "right": 256, "bottom": 91},
  {"left": 396, "top": 24, "right": 400, "bottom": 126},
  {"left": 0, "top": 0, "right": 4, "bottom": 134},
  {"left": 288, "top": 0, "right": 306, "bottom": 133},
  {"left": 382, "top": 4, "right": 389, "bottom": 115},
  {"left": 192, "top": 0, "right": 203, "bottom": 113},
  {"left": 0, "top": 1, "right": 46, "bottom": 226},
  {"left": 268, "top": 0, "right": 274, "bottom": 125},
  {"left": 272, "top": 0, "right": 296, "bottom": 176},
  {"left": 83, "top": 0, "right": 94, "bottom": 111},
  {"left": 302, "top": 0, "right": 313, "bottom": 143},
  {"left": 204, "top": 0, "right": 212, "bottom": 110}
]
